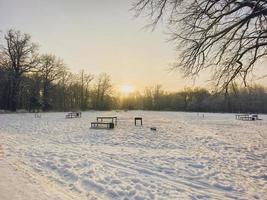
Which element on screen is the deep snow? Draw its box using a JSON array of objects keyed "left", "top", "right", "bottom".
[{"left": 0, "top": 111, "right": 266, "bottom": 200}]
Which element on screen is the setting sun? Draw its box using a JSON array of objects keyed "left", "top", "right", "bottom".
[{"left": 119, "top": 84, "right": 135, "bottom": 95}]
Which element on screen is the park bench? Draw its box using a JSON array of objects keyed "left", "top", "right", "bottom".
[
  {"left": 91, "top": 122, "right": 115, "bottom": 129},
  {"left": 66, "top": 112, "right": 82, "bottom": 119},
  {"left": 235, "top": 114, "right": 259, "bottom": 121}
]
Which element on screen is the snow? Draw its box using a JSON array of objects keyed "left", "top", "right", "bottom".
[
  {"left": 0, "top": 159, "right": 76, "bottom": 200},
  {"left": 0, "top": 111, "right": 266, "bottom": 200}
]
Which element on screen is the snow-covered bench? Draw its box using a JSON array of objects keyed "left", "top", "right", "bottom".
[
  {"left": 66, "top": 112, "right": 82, "bottom": 119},
  {"left": 91, "top": 122, "right": 115, "bottom": 129},
  {"left": 235, "top": 114, "right": 260, "bottom": 121}
]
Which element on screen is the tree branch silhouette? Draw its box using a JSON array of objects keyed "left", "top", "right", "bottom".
[{"left": 133, "top": 0, "right": 267, "bottom": 89}]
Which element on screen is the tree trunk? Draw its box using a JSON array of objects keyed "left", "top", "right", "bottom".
[{"left": 10, "top": 73, "right": 20, "bottom": 111}]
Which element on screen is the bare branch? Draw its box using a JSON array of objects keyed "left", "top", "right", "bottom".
[{"left": 133, "top": 0, "right": 267, "bottom": 89}]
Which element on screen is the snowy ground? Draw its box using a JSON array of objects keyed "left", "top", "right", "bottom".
[{"left": 0, "top": 111, "right": 266, "bottom": 200}]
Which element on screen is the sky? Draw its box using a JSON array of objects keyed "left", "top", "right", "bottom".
[{"left": 0, "top": 0, "right": 266, "bottom": 91}]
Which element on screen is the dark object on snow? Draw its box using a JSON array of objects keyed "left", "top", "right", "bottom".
[
  {"left": 91, "top": 122, "right": 114, "bottom": 129},
  {"left": 135, "top": 117, "right": 142, "bottom": 126},
  {"left": 150, "top": 127, "right": 157, "bottom": 131}
]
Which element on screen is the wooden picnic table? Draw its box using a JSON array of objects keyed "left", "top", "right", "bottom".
[
  {"left": 96, "top": 116, "right": 117, "bottom": 125},
  {"left": 235, "top": 114, "right": 258, "bottom": 121}
]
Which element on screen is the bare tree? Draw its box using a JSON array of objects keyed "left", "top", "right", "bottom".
[
  {"left": 39, "top": 54, "right": 66, "bottom": 110},
  {"left": 133, "top": 0, "right": 267, "bottom": 89},
  {"left": 153, "top": 84, "right": 164, "bottom": 109},
  {"left": 0, "top": 29, "right": 39, "bottom": 110},
  {"left": 79, "top": 70, "right": 94, "bottom": 110},
  {"left": 93, "top": 73, "right": 113, "bottom": 110}
]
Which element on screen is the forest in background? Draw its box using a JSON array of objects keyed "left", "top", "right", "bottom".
[{"left": 1, "top": 29, "right": 267, "bottom": 113}]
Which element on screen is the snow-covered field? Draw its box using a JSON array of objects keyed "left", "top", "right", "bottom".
[{"left": 0, "top": 111, "right": 266, "bottom": 200}]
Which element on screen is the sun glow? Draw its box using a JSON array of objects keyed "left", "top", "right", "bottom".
[{"left": 120, "top": 84, "right": 135, "bottom": 95}]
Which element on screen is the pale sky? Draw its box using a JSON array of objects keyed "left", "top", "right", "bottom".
[{"left": 0, "top": 0, "right": 266, "bottom": 91}]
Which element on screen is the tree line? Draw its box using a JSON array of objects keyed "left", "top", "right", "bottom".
[
  {"left": 0, "top": 29, "right": 114, "bottom": 111},
  {"left": 0, "top": 29, "right": 267, "bottom": 113},
  {"left": 120, "top": 84, "right": 267, "bottom": 114}
]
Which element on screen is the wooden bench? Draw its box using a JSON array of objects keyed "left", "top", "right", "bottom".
[
  {"left": 66, "top": 112, "right": 82, "bottom": 119},
  {"left": 91, "top": 122, "right": 115, "bottom": 129},
  {"left": 235, "top": 114, "right": 259, "bottom": 121},
  {"left": 236, "top": 114, "right": 248, "bottom": 120},
  {"left": 96, "top": 116, "right": 117, "bottom": 125}
]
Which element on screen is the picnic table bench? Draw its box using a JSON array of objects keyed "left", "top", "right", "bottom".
[
  {"left": 96, "top": 116, "right": 117, "bottom": 125},
  {"left": 66, "top": 112, "right": 82, "bottom": 119},
  {"left": 91, "top": 122, "right": 115, "bottom": 129},
  {"left": 235, "top": 114, "right": 259, "bottom": 121}
]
